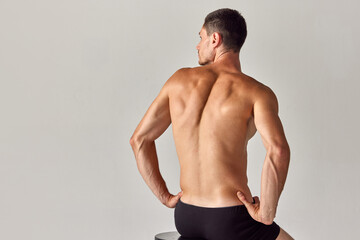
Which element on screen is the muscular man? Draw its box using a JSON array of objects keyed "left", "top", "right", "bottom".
[{"left": 130, "top": 8, "right": 293, "bottom": 240}]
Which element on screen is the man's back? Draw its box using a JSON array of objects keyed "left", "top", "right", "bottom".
[
  {"left": 168, "top": 66, "right": 268, "bottom": 207},
  {"left": 130, "top": 8, "right": 293, "bottom": 239}
]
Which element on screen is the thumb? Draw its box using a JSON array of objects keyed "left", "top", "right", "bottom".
[
  {"left": 174, "top": 191, "right": 183, "bottom": 200},
  {"left": 237, "top": 191, "right": 254, "bottom": 209},
  {"left": 166, "top": 192, "right": 182, "bottom": 208},
  {"left": 177, "top": 191, "right": 183, "bottom": 198},
  {"left": 173, "top": 191, "right": 182, "bottom": 202}
]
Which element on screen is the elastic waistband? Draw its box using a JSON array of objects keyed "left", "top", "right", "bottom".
[{"left": 178, "top": 198, "right": 251, "bottom": 211}]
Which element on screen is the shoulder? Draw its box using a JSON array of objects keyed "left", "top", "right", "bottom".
[
  {"left": 166, "top": 66, "right": 205, "bottom": 85},
  {"left": 251, "top": 79, "right": 279, "bottom": 113},
  {"left": 241, "top": 74, "right": 277, "bottom": 100},
  {"left": 160, "top": 67, "right": 192, "bottom": 94},
  {"left": 173, "top": 67, "right": 193, "bottom": 76},
  {"left": 237, "top": 74, "right": 278, "bottom": 111},
  {"left": 167, "top": 67, "right": 191, "bottom": 82},
  {"left": 256, "top": 82, "right": 277, "bottom": 100},
  {"left": 173, "top": 66, "right": 209, "bottom": 77}
]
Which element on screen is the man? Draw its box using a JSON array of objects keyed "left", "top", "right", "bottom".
[{"left": 130, "top": 8, "right": 293, "bottom": 240}]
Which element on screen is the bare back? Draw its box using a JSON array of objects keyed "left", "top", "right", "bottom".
[{"left": 168, "top": 66, "right": 266, "bottom": 207}]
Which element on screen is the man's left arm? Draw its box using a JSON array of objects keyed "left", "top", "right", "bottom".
[{"left": 129, "top": 70, "right": 183, "bottom": 208}]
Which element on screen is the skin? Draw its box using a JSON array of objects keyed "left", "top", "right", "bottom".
[{"left": 130, "top": 26, "right": 293, "bottom": 240}]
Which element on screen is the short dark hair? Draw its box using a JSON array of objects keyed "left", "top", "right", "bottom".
[{"left": 203, "top": 8, "right": 247, "bottom": 53}]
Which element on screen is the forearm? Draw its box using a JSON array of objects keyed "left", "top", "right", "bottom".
[
  {"left": 130, "top": 138, "right": 170, "bottom": 204},
  {"left": 260, "top": 146, "right": 290, "bottom": 224}
]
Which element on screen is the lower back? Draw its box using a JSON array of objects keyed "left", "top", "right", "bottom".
[{"left": 179, "top": 156, "right": 253, "bottom": 207}]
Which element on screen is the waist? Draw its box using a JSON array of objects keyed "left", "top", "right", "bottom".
[{"left": 180, "top": 186, "right": 252, "bottom": 208}]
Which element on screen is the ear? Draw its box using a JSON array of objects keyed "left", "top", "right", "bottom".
[{"left": 211, "top": 32, "right": 222, "bottom": 48}]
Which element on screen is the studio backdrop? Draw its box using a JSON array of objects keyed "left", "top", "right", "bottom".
[{"left": 0, "top": 0, "right": 359, "bottom": 239}]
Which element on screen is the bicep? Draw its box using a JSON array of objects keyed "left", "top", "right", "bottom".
[{"left": 253, "top": 87, "right": 288, "bottom": 150}]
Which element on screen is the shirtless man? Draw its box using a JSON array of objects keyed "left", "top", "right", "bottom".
[{"left": 130, "top": 8, "right": 293, "bottom": 240}]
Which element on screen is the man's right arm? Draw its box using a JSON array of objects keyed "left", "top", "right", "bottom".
[{"left": 253, "top": 86, "right": 290, "bottom": 224}]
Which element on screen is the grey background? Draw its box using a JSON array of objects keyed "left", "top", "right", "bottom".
[{"left": 1, "top": 0, "right": 359, "bottom": 239}]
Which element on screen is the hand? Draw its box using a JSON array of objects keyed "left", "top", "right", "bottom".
[
  {"left": 163, "top": 191, "right": 183, "bottom": 208},
  {"left": 237, "top": 191, "right": 273, "bottom": 225}
]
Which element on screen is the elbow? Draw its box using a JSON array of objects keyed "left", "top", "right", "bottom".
[
  {"left": 271, "top": 144, "right": 290, "bottom": 161},
  {"left": 267, "top": 145, "right": 290, "bottom": 170},
  {"left": 262, "top": 218, "right": 274, "bottom": 226},
  {"left": 260, "top": 212, "right": 275, "bottom": 225},
  {"left": 279, "top": 146, "right": 290, "bottom": 160},
  {"left": 129, "top": 136, "right": 136, "bottom": 146},
  {"left": 129, "top": 135, "right": 143, "bottom": 148},
  {"left": 130, "top": 133, "right": 143, "bottom": 146},
  {"left": 130, "top": 135, "right": 148, "bottom": 156}
]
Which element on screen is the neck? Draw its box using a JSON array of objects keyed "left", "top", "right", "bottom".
[{"left": 213, "top": 50, "right": 241, "bottom": 72}]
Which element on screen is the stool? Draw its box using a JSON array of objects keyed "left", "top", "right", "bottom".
[
  {"left": 155, "top": 231, "right": 203, "bottom": 240},
  {"left": 154, "top": 231, "right": 181, "bottom": 240}
]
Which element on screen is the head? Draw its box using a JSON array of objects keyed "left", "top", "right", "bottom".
[{"left": 196, "top": 8, "right": 247, "bottom": 65}]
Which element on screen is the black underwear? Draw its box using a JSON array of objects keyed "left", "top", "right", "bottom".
[{"left": 174, "top": 198, "right": 280, "bottom": 240}]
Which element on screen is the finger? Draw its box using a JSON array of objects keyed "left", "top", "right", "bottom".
[
  {"left": 171, "top": 193, "right": 182, "bottom": 204},
  {"left": 175, "top": 193, "right": 181, "bottom": 200},
  {"left": 169, "top": 194, "right": 182, "bottom": 208},
  {"left": 253, "top": 196, "right": 260, "bottom": 204}
]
